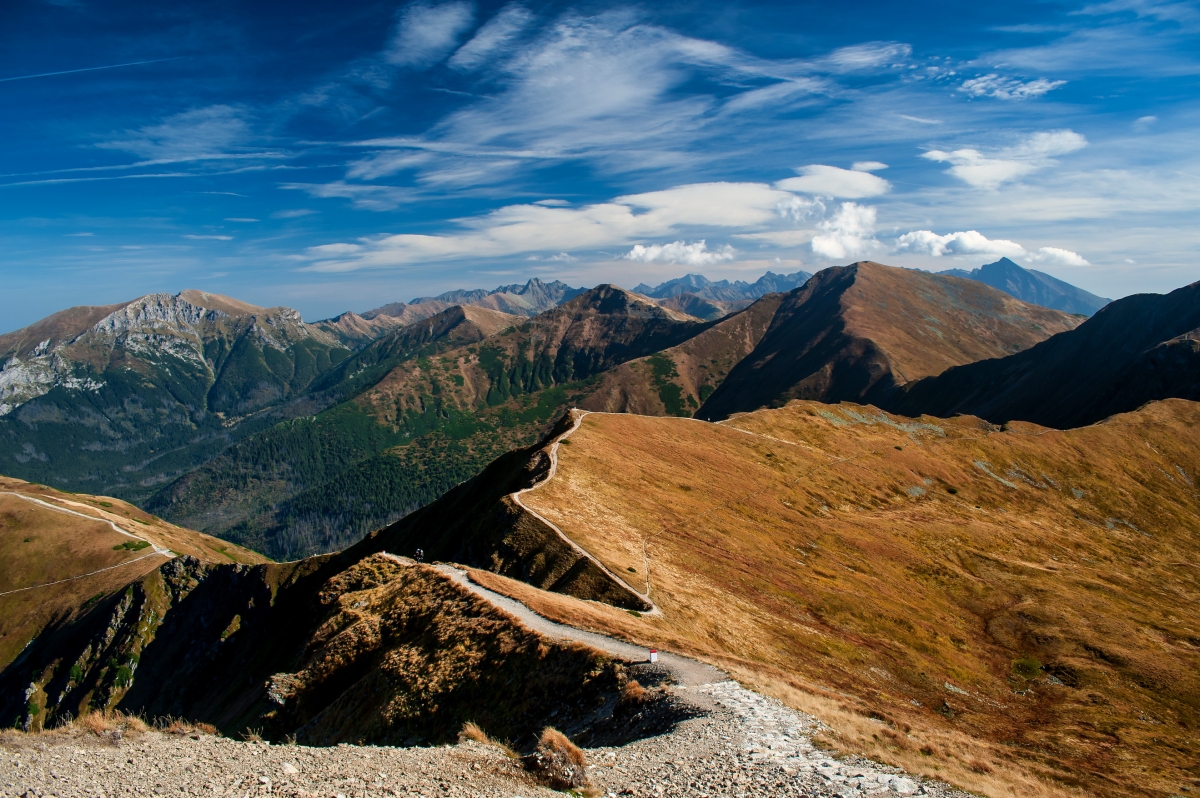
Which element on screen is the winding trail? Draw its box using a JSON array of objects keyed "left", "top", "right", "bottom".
[{"left": 0, "top": 491, "right": 173, "bottom": 597}]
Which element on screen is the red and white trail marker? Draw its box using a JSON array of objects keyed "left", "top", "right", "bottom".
[{"left": 648, "top": 649, "right": 658, "bottom": 663}]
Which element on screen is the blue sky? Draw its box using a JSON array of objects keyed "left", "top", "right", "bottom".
[{"left": 2, "top": 0, "right": 1198, "bottom": 330}]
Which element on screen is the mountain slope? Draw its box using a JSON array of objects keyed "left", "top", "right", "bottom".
[
  {"left": 580, "top": 293, "right": 785, "bottom": 416},
  {"left": 697, "top": 262, "right": 1083, "bottom": 420},
  {"left": 405, "top": 277, "right": 586, "bottom": 317},
  {"left": 144, "top": 305, "right": 520, "bottom": 556},
  {"left": 891, "top": 280, "right": 1200, "bottom": 428},
  {"left": 501, "top": 400, "right": 1200, "bottom": 798},
  {"left": 146, "top": 289, "right": 703, "bottom": 559},
  {"left": 0, "top": 475, "right": 264, "bottom": 670},
  {"left": 939, "top": 258, "right": 1110, "bottom": 316},
  {"left": 0, "top": 292, "right": 351, "bottom": 502}
]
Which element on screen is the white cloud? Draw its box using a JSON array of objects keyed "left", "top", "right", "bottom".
[
  {"left": 99, "top": 105, "right": 251, "bottom": 160},
  {"left": 776, "top": 195, "right": 826, "bottom": 223},
  {"left": 283, "top": 181, "right": 419, "bottom": 211},
  {"left": 821, "top": 42, "right": 912, "bottom": 72},
  {"left": 622, "top": 240, "right": 735, "bottom": 265},
  {"left": 224, "top": 217, "right": 259, "bottom": 222},
  {"left": 775, "top": 165, "right": 891, "bottom": 198},
  {"left": 182, "top": 234, "right": 233, "bottom": 241},
  {"left": 385, "top": 1, "right": 476, "bottom": 69},
  {"left": 527, "top": 252, "right": 577, "bottom": 262},
  {"left": 895, "top": 229, "right": 1025, "bottom": 258},
  {"left": 65, "top": 232, "right": 94, "bottom": 237},
  {"left": 922, "top": 129, "right": 1087, "bottom": 189},
  {"left": 297, "top": 180, "right": 794, "bottom": 271},
  {"left": 273, "top": 209, "right": 317, "bottom": 219},
  {"left": 534, "top": 199, "right": 570, "bottom": 206},
  {"left": 895, "top": 229, "right": 1089, "bottom": 265},
  {"left": 1027, "top": 246, "right": 1090, "bottom": 266},
  {"left": 959, "top": 74, "right": 1066, "bottom": 100},
  {"left": 811, "top": 202, "right": 880, "bottom": 260},
  {"left": 852, "top": 161, "right": 888, "bottom": 172},
  {"left": 448, "top": 4, "right": 534, "bottom": 70},
  {"left": 1134, "top": 114, "right": 1158, "bottom": 130}
]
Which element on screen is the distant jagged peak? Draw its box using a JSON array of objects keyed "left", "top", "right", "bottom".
[
  {"left": 635, "top": 269, "right": 812, "bottom": 301},
  {"left": 555, "top": 283, "right": 699, "bottom": 321}
]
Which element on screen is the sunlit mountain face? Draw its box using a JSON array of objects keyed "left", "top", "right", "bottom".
[{"left": 2, "top": 0, "right": 1197, "bottom": 332}]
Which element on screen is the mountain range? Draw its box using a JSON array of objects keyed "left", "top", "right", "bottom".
[{"left": 3, "top": 258, "right": 1200, "bottom": 798}]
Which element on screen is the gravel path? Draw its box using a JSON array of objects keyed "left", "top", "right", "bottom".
[{"left": 432, "top": 562, "right": 725, "bottom": 687}]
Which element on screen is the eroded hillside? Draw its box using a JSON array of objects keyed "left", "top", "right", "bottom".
[{"left": 493, "top": 401, "right": 1200, "bottom": 798}]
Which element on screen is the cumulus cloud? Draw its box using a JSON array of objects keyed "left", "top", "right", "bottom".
[
  {"left": 811, "top": 202, "right": 880, "bottom": 260},
  {"left": 776, "top": 195, "right": 826, "bottom": 222},
  {"left": 775, "top": 165, "right": 891, "bottom": 198},
  {"left": 895, "top": 229, "right": 1089, "bottom": 265},
  {"left": 960, "top": 74, "right": 1066, "bottom": 100},
  {"left": 449, "top": 4, "right": 534, "bottom": 70},
  {"left": 385, "top": 1, "right": 476, "bottom": 69},
  {"left": 923, "top": 129, "right": 1087, "bottom": 189},
  {"left": 895, "top": 229, "right": 1025, "bottom": 258},
  {"left": 1026, "top": 246, "right": 1090, "bottom": 266},
  {"left": 622, "top": 240, "right": 735, "bottom": 265},
  {"left": 527, "top": 251, "right": 577, "bottom": 262}
]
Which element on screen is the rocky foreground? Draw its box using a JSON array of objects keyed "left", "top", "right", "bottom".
[{"left": 1, "top": 678, "right": 966, "bottom": 798}]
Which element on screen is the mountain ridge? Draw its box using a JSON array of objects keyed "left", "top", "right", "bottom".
[{"left": 938, "top": 257, "right": 1109, "bottom": 316}]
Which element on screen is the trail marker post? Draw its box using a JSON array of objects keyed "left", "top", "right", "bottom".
[{"left": 649, "top": 649, "right": 658, "bottom": 663}]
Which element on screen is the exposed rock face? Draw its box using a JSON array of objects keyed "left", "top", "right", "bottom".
[
  {"left": 634, "top": 270, "right": 811, "bottom": 301},
  {"left": 0, "top": 291, "right": 350, "bottom": 501}
]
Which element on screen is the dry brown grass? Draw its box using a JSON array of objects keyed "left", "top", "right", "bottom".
[
  {"left": 507, "top": 399, "right": 1200, "bottom": 798},
  {"left": 620, "top": 679, "right": 651, "bottom": 707},
  {"left": 524, "top": 726, "right": 590, "bottom": 790},
  {"left": 459, "top": 721, "right": 518, "bottom": 757}
]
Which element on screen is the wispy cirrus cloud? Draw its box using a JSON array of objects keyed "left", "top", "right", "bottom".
[
  {"left": 923, "top": 129, "right": 1087, "bottom": 189},
  {"left": 385, "top": 1, "right": 476, "bottom": 69},
  {"left": 959, "top": 74, "right": 1066, "bottom": 100}
]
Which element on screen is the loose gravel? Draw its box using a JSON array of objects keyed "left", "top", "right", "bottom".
[{"left": 2, "top": 679, "right": 969, "bottom": 798}]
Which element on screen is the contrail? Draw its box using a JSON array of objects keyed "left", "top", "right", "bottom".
[{"left": 0, "top": 57, "right": 184, "bottom": 84}]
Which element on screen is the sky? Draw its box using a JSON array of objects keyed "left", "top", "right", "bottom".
[{"left": 2, "top": 0, "right": 1198, "bottom": 331}]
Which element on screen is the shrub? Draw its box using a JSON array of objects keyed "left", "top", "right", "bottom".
[
  {"left": 620, "top": 679, "right": 651, "bottom": 707},
  {"left": 1012, "top": 656, "right": 1043, "bottom": 680},
  {"left": 524, "top": 727, "right": 589, "bottom": 790}
]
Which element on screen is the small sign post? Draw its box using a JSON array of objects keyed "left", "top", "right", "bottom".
[{"left": 648, "top": 648, "right": 658, "bottom": 663}]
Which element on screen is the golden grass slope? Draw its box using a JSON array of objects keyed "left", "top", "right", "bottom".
[
  {"left": 0, "top": 476, "right": 266, "bottom": 668},
  {"left": 512, "top": 400, "right": 1200, "bottom": 798}
]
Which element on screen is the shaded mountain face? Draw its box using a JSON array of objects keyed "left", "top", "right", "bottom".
[
  {"left": 634, "top": 270, "right": 811, "bottom": 301},
  {"left": 939, "top": 258, "right": 1109, "bottom": 316},
  {"left": 0, "top": 292, "right": 350, "bottom": 502},
  {"left": 891, "top": 280, "right": 1200, "bottom": 428},
  {"left": 697, "top": 262, "right": 1083, "bottom": 420},
  {"left": 144, "top": 305, "right": 520, "bottom": 556}
]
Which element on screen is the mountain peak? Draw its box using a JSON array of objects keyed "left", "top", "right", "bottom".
[
  {"left": 938, "top": 258, "right": 1110, "bottom": 316},
  {"left": 177, "top": 289, "right": 267, "bottom": 317}
]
